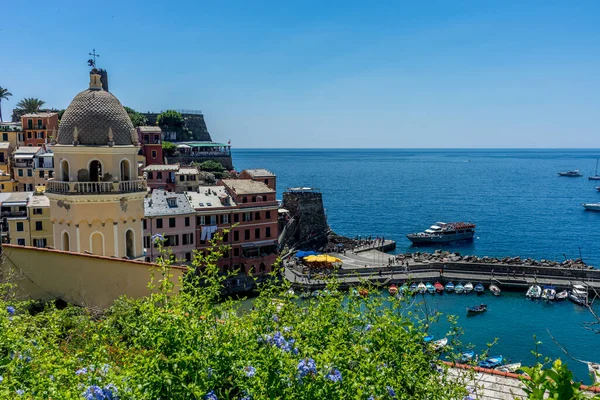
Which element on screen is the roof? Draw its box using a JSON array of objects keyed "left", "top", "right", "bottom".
[
  {"left": 221, "top": 179, "right": 275, "bottom": 195},
  {"left": 14, "top": 147, "right": 42, "bottom": 155},
  {"left": 144, "top": 191, "right": 195, "bottom": 217},
  {"left": 243, "top": 168, "right": 275, "bottom": 178},
  {"left": 175, "top": 167, "right": 199, "bottom": 175},
  {"left": 27, "top": 194, "right": 50, "bottom": 208},
  {"left": 187, "top": 186, "right": 236, "bottom": 209},
  {"left": 143, "top": 164, "right": 179, "bottom": 172},
  {"left": 0, "top": 143, "right": 10, "bottom": 149},
  {"left": 3, "top": 192, "right": 32, "bottom": 205},
  {"left": 21, "top": 112, "right": 58, "bottom": 118},
  {"left": 138, "top": 126, "right": 162, "bottom": 133},
  {"left": 0, "top": 193, "right": 12, "bottom": 204},
  {"left": 182, "top": 141, "right": 230, "bottom": 148}
]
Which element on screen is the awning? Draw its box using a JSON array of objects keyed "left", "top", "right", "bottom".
[
  {"left": 241, "top": 240, "right": 277, "bottom": 248},
  {"left": 278, "top": 208, "right": 289, "bottom": 213},
  {"left": 296, "top": 250, "right": 319, "bottom": 258},
  {"left": 14, "top": 154, "right": 35, "bottom": 159},
  {"left": 177, "top": 144, "right": 191, "bottom": 148}
]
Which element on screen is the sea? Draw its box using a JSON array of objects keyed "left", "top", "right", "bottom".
[{"left": 232, "top": 148, "right": 600, "bottom": 383}]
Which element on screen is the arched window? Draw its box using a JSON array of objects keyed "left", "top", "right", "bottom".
[
  {"left": 89, "top": 160, "right": 102, "bottom": 182},
  {"left": 125, "top": 229, "right": 134, "bottom": 258},
  {"left": 91, "top": 232, "right": 104, "bottom": 256},
  {"left": 120, "top": 159, "right": 131, "bottom": 181},
  {"left": 61, "top": 160, "right": 70, "bottom": 182},
  {"left": 62, "top": 231, "right": 70, "bottom": 251}
]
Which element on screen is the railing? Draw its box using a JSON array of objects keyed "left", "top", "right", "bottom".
[
  {"left": 46, "top": 179, "right": 147, "bottom": 194},
  {"left": 1, "top": 211, "right": 26, "bottom": 218},
  {"left": 13, "top": 161, "right": 33, "bottom": 168},
  {"left": 26, "top": 125, "right": 46, "bottom": 130}
]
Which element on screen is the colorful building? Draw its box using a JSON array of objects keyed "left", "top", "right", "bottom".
[
  {"left": 137, "top": 126, "right": 163, "bottom": 166},
  {"left": 175, "top": 167, "right": 202, "bottom": 193},
  {"left": 12, "top": 146, "right": 40, "bottom": 191},
  {"left": 143, "top": 164, "right": 178, "bottom": 192},
  {"left": 238, "top": 168, "right": 277, "bottom": 191},
  {"left": 143, "top": 191, "right": 196, "bottom": 262},
  {"left": 0, "top": 123, "right": 24, "bottom": 149},
  {"left": 46, "top": 70, "right": 147, "bottom": 258},
  {"left": 21, "top": 112, "right": 58, "bottom": 147},
  {"left": 3, "top": 192, "right": 31, "bottom": 246},
  {"left": 27, "top": 193, "right": 53, "bottom": 248}
]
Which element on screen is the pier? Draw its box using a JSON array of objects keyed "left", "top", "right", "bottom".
[{"left": 285, "top": 250, "right": 600, "bottom": 293}]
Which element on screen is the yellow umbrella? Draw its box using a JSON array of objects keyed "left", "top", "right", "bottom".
[{"left": 304, "top": 255, "right": 318, "bottom": 262}]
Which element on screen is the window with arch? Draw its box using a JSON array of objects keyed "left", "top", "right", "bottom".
[
  {"left": 61, "top": 159, "right": 70, "bottom": 182},
  {"left": 120, "top": 159, "right": 131, "bottom": 181},
  {"left": 125, "top": 229, "right": 134, "bottom": 258},
  {"left": 89, "top": 160, "right": 103, "bottom": 182},
  {"left": 62, "top": 231, "right": 70, "bottom": 251}
]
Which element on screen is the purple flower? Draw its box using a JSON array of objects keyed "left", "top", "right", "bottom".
[
  {"left": 103, "top": 384, "right": 118, "bottom": 400},
  {"left": 326, "top": 368, "right": 342, "bottom": 383},
  {"left": 16, "top": 389, "right": 24, "bottom": 396},
  {"left": 83, "top": 385, "right": 104, "bottom": 400},
  {"left": 205, "top": 390, "right": 218, "bottom": 400},
  {"left": 76, "top": 367, "right": 88, "bottom": 375},
  {"left": 283, "top": 326, "right": 292, "bottom": 333},
  {"left": 272, "top": 315, "right": 279, "bottom": 322},
  {"left": 297, "top": 358, "right": 317, "bottom": 379},
  {"left": 6, "top": 306, "right": 15, "bottom": 315},
  {"left": 244, "top": 365, "right": 256, "bottom": 378},
  {"left": 386, "top": 386, "right": 397, "bottom": 398}
]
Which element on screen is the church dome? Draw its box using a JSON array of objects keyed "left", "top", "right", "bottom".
[{"left": 57, "top": 73, "right": 137, "bottom": 146}]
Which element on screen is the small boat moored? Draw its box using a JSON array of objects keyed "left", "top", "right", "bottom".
[
  {"left": 388, "top": 285, "right": 398, "bottom": 296},
  {"left": 445, "top": 282, "right": 455, "bottom": 292},
  {"left": 526, "top": 285, "right": 542, "bottom": 299},
  {"left": 496, "top": 363, "right": 522, "bottom": 373},
  {"left": 474, "top": 283, "right": 485, "bottom": 294},
  {"left": 426, "top": 282, "right": 436, "bottom": 294},
  {"left": 568, "top": 284, "right": 588, "bottom": 306},
  {"left": 455, "top": 283, "right": 464, "bottom": 294},
  {"left": 556, "top": 290, "right": 568, "bottom": 301},
  {"left": 417, "top": 282, "right": 427, "bottom": 294},
  {"left": 489, "top": 284, "right": 501, "bottom": 296},
  {"left": 434, "top": 282, "right": 444, "bottom": 293},
  {"left": 409, "top": 283, "right": 418, "bottom": 294},
  {"left": 541, "top": 286, "right": 556, "bottom": 301},
  {"left": 558, "top": 170, "right": 583, "bottom": 177},
  {"left": 479, "top": 355, "right": 504, "bottom": 369},
  {"left": 464, "top": 282, "right": 474, "bottom": 294},
  {"left": 467, "top": 304, "right": 487, "bottom": 314},
  {"left": 432, "top": 337, "right": 448, "bottom": 351},
  {"left": 460, "top": 350, "right": 475, "bottom": 363}
]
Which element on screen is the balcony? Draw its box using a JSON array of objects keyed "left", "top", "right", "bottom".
[
  {"left": 26, "top": 125, "right": 46, "bottom": 130},
  {"left": 46, "top": 179, "right": 147, "bottom": 195},
  {"left": 13, "top": 161, "right": 33, "bottom": 168}
]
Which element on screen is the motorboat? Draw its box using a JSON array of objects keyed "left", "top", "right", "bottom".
[
  {"left": 479, "top": 355, "right": 504, "bottom": 369},
  {"left": 583, "top": 202, "right": 600, "bottom": 211},
  {"left": 568, "top": 285, "right": 588, "bottom": 306},
  {"left": 589, "top": 159, "right": 600, "bottom": 180},
  {"left": 572, "top": 284, "right": 587, "bottom": 297},
  {"left": 496, "top": 363, "right": 522, "bottom": 373},
  {"left": 432, "top": 337, "right": 448, "bottom": 351},
  {"left": 541, "top": 286, "right": 556, "bottom": 301},
  {"left": 475, "top": 283, "right": 485, "bottom": 294},
  {"left": 588, "top": 362, "right": 600, "bottom": 384},
  {"left": 460, "top": 350, "right": 475, "bottom": 363},
  {"left": 467, "top": 304, "right": 487, "bottom": 314},
  {"left": 388, "top": 285, "right": 398, "bottom": 296},
  {"left": 445, "top": 282, "right": 454, "bottom": 292},
  {"left": 406, "top": 222, "right": 476, "bottom": 245},
  {"left": 558, "top": 170, "right": 583, "bottom": 177},
  {"left": 556, "top": 290, "right": 568, "bottom": 301},
  {"left": 424, "top": 335, "right": 434, "bottom": 343},
  {"left": 426, "top": 282, "right": 436, "bottom": 294},
  {"left": 434, "top": 282, "right": 444, "bottom": 293},
  {"left": 465, "top": 282, "right": 474, "bottom": 294},
  {"left": 417, "top": 282, "right": 427, "bottom": 294},
  {"left": 489, "top": 284, "right": 501, "bottom": 296},
  {"left": 409, "top": 283, "right": 418, "bottom": 294},
  {"left": 455, "top": 283, "right": 464, "bottom": 294},
  {"left": 526, "top": 285, "right": 542, "bottom": 299}
]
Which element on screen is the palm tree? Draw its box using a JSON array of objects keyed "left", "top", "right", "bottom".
[
  {"left": 0, "top": 87, "right": 13, "bottom": 122},
  {"left": 15, "top": 97, "right": 45, "bottom": 114}
]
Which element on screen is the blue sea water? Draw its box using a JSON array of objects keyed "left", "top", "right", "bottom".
[{"left": 232, "top": 148, "right": 600, "bottom": 382}]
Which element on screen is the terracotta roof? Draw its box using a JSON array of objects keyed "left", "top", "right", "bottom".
[
  {"left": 243, "top": 168, "right": 275, "bottom": 177},
  {"left": 221, "top": 179, "right": 275, "bottom": 195},
  {"left": 138, "top": 126, "right": 162, "bottom": 133},
  {"left": 143, "top": 164, "right": 179, "bottom": 172},
  {"left": 22, "top": 112, "right": 58, "bottom": 118}
]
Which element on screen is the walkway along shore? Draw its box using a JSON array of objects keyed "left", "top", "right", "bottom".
[{"left": 285, "top": 250, "right": 600, "bottom": 293}]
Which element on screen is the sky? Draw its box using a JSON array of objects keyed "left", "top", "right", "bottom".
[{"left": 2, "top": 1, "right": 600, "bottom": 148}]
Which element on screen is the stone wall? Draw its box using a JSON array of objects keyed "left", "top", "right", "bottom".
[
  {"left": 145, "top": 112, "right": 212, "bottom": 142},
  {"left": 282, "top": 191, "right": 329, "bottom": 249}
]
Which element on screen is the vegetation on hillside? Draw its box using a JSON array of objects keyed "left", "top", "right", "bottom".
[{"left": 123, "top": 106, "right": 148, "bottom": 127}]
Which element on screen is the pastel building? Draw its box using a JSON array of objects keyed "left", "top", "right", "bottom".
[
  {"left": 143, "top": 191, "right": 196, "bottom": 263},
  {"left": 12, "top": 146, "right": 40, "bottom": 191},
  {"left": 143, "top": 164, "right": 178, "bottom": 192},
  {"left": 137, "top": 126, "right": 163, "bottom": 166},
  {"left": 175, "top": 167, "right": 202, "bottom": 193},
  {"left": 21, "top": 112, "right": 58, "bottom": 147},
  {"left": 238, "top": 168, "right": 276, "bottom": 191}
]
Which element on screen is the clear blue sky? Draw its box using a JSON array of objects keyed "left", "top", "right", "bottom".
[{"left": 2, "top": 1, "right": 599, "bottom": 148}]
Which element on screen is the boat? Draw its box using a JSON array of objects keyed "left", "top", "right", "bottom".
[
  {"left": 568, "top": 285, "right": 588, "bottom": 306},
  {"left": 582, "top": 202, "right": 600, "bottom": 211},
  {"left": 588, "top": 362, "right": 600, "bottom": 384},
  {"left": 597, "top": 187, "right": 600, "bottom": 192},
  {"left": 424, "top": 335, "right": 434, "bottom": 343},
  {"left": 541, "top": 286, "right": 556, "bottom": 301},
  {"left": 455, "top": 283, "right": 464, "bottom": 294},
  {"left": 445, "top": 282, "right": 455, "bottom": 292},
  {"left": 388, "top": 285, "right": 398, "bottom": 296},
  {"left": 558, "top": 170, "right": 583, "bottom": 177},
  {"left": 556, "top": 290, "right": 568, "bottom": 301},
  {"left": 425, "top": 282, "right": 435, "bottom": 294},
  {"left": 479, "top": 355, "right": 504, "bottom": 369},
  {"left": 409, "top": 283, "right": 418, "bottom": 294},
  {"left": 496, "top": 363, "right": 522, "bottom": 373},
  {"left": 358, "top": 288, "right": 369, "bottom": 297},
  {"left": 434, "top": 282, "right": 444, "bottom": 293},
  {"left": 464, "top": 282, "right": 474, "bottom": 294},
  {"left": 432, "top": 337, "right": 448, "bottom": 351},
  {"left": 460, "top": 350, "right": 475, "bottom": 363},
  {"left": 350, "top": 288, "right": 359, "bottom": 297},
  {"left": 474, "top": 283, "right": 484, "bottom": 294},
  {"left": 417, "top": 282, "right": 427, "bottom": 294},
  {"left": 526, "top": 285, "right": 542, "bottom": 299},
  {"left": 467, "top": 304, "right": 487, "bottom": 314},
  {"left": 489, "top": 284, "right": 501, "bottom": 296},
  {"left": 406, "top": 222, "right": 476, "bottom": 245},
  {"left": 589, "top": 159, "right": 600, "bottom": 180}
]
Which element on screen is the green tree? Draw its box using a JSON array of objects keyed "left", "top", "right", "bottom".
[
  {"left": 199, "top": 160, "right": 225, "bottom": 172},
  {"left": 156, "top": 109, "right": 184, "bottom": 128},
  {"left": 15, "top": 97, "right": 45, "bottom": 114},
  {"left": 162, "top": 141, "right": 176, "bottom": 156},
  {"left": 0, "top": 87, "right": 12, "bottom": 122},
  {"left": 123, "top": 106, "right": 148, "bottom": 127}
]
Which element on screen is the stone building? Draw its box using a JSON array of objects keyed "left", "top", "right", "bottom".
[{"left": 45, "top": 70, "right": 147, "bottom": 258}]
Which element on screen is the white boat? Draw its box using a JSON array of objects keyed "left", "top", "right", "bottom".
[
  {"left": 417, "top": 282, "right": 427, "bottom": 294},
  {"left": 556, "top": 290, "right": 568, "bottom": 301},
  {"left": 455, "top": 283, "right": 465, "bottom": 294},
  {"left": 541, "top": 286, "right": 556, "bottom": 301},
  {"left": 568, "top": 284, "right": 588, "bottom": 306},
  {"left": 489, "top": 284, "right": 501, "bottom": 296},
  {"left": 588, "top": 362, "right": 600, "bottom": 384},
  {"left": 558, "top": 170, "right": 583, "bottom": 177},
  {"left": 526, "top": 285, "right": 542, "bottom": 299},
  {"left": 407, "top": 222, "right": 476, "bottom": 245},
  {"left": 432, "top": 337, "right": 448, "bottom": 351},
  {"left": 464, "top": 282, "right": 474, "bottom": 294},
  {"left": 589, "top": 159, "right": 600, "bottom": 180},
  {"left": 496, "top": 363, "right": 522, "bottom": 373},
  {"left": 583, "top": 202, "right": 600, "bottom": 211}
]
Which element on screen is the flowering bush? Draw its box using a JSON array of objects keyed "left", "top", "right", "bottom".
[{"left": 0, "top": 241, "right": 470, "bottom": 399}]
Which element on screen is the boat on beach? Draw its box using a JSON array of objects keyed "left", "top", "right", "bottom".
[
  {"left": 464, "top": 282, "right": 474, "bottom": 294},
  {"left": 541, "top": 286, "right": 556, "bottom": 301},
  {"left": 455, "top": 283, "right": 464, "bottom": 294},
  {"left": 417, "top": 282, "right": 427, "bottom": 294},
  {"left": 406, "top": 222, "right": 476, "bottom": 245},
  {"left": 474, "top": 283, "right": 485, "bottom": 294},
  {"left": 526, "top": 285, "right": 542, "bottom": 299},
  {"left": 558, "top": 170, "right": 583, "bottom": 177},
  {"left": 445, "top": 282, "right": 455, "bottom": 292},
  {"left": 479, "top": 355, "right": 504, "bottom": 369},
  {"left": 583, "top": 202, "right": 600, "bottom": 211},
  {"left": 489, "top": 284, "right": 501, "bottom": 296},
  {"left": 426, "top": 282, "right": 435, "bottom": 294},
  {"left": 434, "top": 282, "right": 444, "bottom": 293},
  {"left": 496, "top": 363, "right": 522, "bottom": 373},
  {"left": 467, "top": 304, "right": 487, "bottom": 314}
]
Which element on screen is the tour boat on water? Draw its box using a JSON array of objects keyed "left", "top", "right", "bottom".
[
  {"left": 583, "top": 202, "right": 600, "bottom": 211},
  {"left": 406, "top": 222, "right": 476, "bottom": 245},
  {"left": 558, "top": 170, "right": 583, "bottom": 177},
  {"left": 568, "top": 284, "right": 588, "bottom": 306}
]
